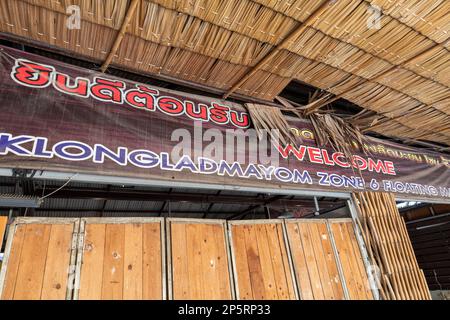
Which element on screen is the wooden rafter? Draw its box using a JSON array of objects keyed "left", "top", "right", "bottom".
[
  {"left": 100, "top": 0, "right": 140, "bottom": 73},
  {"left": 222, "top": 0, "right": 336, "bottom": 99},
  {"left": 305, "top": 38, "right": 450, "bottom": 116},
  {"left": 361, "top": 0, "right": 450, "bottom": 53}
]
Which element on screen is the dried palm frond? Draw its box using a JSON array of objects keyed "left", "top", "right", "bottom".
[
  {"left": 245, "top": 103, "right": 299, "bottom": 147},
  {"left": 308, "top": 112, "right": 368, "bottom": 176}
]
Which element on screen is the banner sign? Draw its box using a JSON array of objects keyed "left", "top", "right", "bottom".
[{"left": 0, "top": 46, "right": 449, "bottom": 200}]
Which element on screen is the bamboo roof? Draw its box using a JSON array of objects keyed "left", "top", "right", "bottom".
[{"left": 1, "top": 0, "right": 449, "bottom": 145}]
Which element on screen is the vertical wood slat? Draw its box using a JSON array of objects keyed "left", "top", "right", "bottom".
[
  {"left": 170, "top": 223, "right": 190, "bottom": 299},
  {"left": 1, "top": 224, "right": 27, "bottom": 300},
  {"left": 78, "top": 219, "right": 164, "bottom": 300},
  {"left": 212, "top": 224, "right": 233, "bottom": 299},
  {"left": 229, "top": 221, "right": 296, "bottom": 300},
  {"left": 329, "top": 221, "right": 373, "bottom": 300},
  {"left": 268, "top": 223, "right": 297, "bottom": 299},
  {"left": 12, "top": 224, "right": 52, "bottom": 299},
  {"left": 169, "top": 220, "right": 232, "bottom": 300},
  {"left": 78, "top": 224, "right": 106, "bottom": 300},
  {"left": 1, "top": 221, "right": 75, "bottom": 300},
  {"left": 285, "top": 220, "right": 348, "bottom": 300},
  {"left": 230, "top": 224, "right": 253, "bottom": 300},
  {"left": 142, "top": 223, "right": 163, "bottom": 300},
  {"left": 345, "top": 222, "right": 374, "bottom": 299},
  {"left": 41, "top": 224, "right": 74, "bottom": 300},
  {"left": 123, "top": 223, "right": 143, "bottom": 300},
  {"left": 186, "top": 224, "right": 205, "bottom": 299},
  {"left": 101, "top": 224, "right": 125, "bottom": 300},
  {"left": 0, "top": 216, "right": 7, "bottom": 245},
  {"left": 285, "top": 222, "right": 314, "bottom": 299},
  {"left": 1, "top": 217, "right": 379, "bottom": 301},
  {"left": 317, "top": 223, "right": 345, "bottom": 299}
]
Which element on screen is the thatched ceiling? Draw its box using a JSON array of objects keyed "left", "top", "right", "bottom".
[{"left": 1, "top": 0, "right": 449, "bottom": 145}]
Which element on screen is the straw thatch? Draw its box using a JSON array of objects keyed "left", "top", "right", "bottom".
[
  {"left": 246, "top": 103, "right": 300, "bottom": 147},
  {"left": 0, "top": 0, "right": 449, "bottom": 145}
]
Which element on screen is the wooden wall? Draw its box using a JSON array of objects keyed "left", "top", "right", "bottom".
[
  {"left": 329, "top": 220, "right": 373, "bottom": 299},
  {"left": 0, "top": 218, "right": 77, "bottom": 300},
  {"left": 77, "top": 219, "right": 164, "bottom": 300},
  {"left": 229, "top": 221, "right": 297, "bottom": 300},
  {"left": 168, "top": 219, "right": 233, "bottom": 300},
  {"left": 285, "top": 220, "right": 345, "bottom": 299},
  {"left": 0, "top": 217, "right": 375, "bottom": 300}
]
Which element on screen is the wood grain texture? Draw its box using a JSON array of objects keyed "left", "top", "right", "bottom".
[
  {"left": 170, "top": 221, "right": 232, "bottom": 300},
  {"left": 79, "top": 224, "right": 106, "bottom": 300},
  {"left": 78, "top": 222, "right": 163, "bottom": 300},
  {"left": 330, "top": 221, "right": 373, "bottom": 300},
  {"left": 286, "top": 223, "right": 314, "bottom": 300},
  {"left": 41, "top": 224, "right": 74, "bottom": 300},
  {"left": 1, "top": 224, "right": 27, "bottom": 300},
  {"left": 13, "top": 224, "right": 51, "bottom": 300},
  {"left": 0, "top": 217, "right": 6, "bottom": 245},
  {"left": 123, "top": 223, "right": 143, "bottom": 300},
  {"left": 142, "top": 223, "right": 162, "bottom": 300},
  {"left": 101, "top": 224, "right": 125, "bottom": 300},
  {"left": 231, "top": 223, "right": 296, "bottom": 300},
  {"left": 2, "top": 223, "right": 75, "bottom": 300},
  {"left": 286, "top": 221, "right": 350, "bottom": 300}
]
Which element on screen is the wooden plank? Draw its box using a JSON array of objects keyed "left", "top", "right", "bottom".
[
  {"left": 185, "top": 224, "right": 205, "bottom": 299},
  {"left": 200, "top": 224, "right": 223, "bottom": 299},
  {"left": 255, "top": 224, "right": 278, "bottom": 299},
  {"left": 265, "top": 224, "right": 295, "bottom": 300},
  {"left": 297, "top": 222, "right": 324, "bottom": 299},
  {"left": 1, "top": 224, "right": 26, "bottom": 300},
  {"left": 79, "top": 224, "right": 106, "bottom": 300},
  {"left": 101, "top": 224, "right": 125, "bottom": 300},
  {"left": 345, "top": 222, "right": 373, "bottom": 299},
  {"left": 123, "top": 223, "right": 143, "bottom": 300},
  {"left": 13, "top": 224, "right": 51, "bottom": 300},
  {"left": 274, "top": 224, "right": 297, "bottom": 299},
  {"left": 41, "top": 224, "right": 74, "bottom": 300},
  {"left": 308, "top": 222, "right": 335, "bottom": 299},
  {"left": 211, "top": 224, "right": 232, "bottom": 299},
  {"left": 143, "top": 223, "right": 162, "bottom": 300},
  {"left": 285, "top": 222, "right": 314, "bottom": 300},
  {"left": 330, "top": 222, "right": 360, "bottom": 300},
  {"left": 242, "top": 224, "right": 266, "bottom": 299},
  {"left": 317, "top": 222, "right": 345, "bottom": 300},
  {"left": 0, "top": 217, "right": 6, "bottom": 244},
  {"left": 231, "top": 225, "right": 253, "bottom": 300},
  {"left": 334, "top": 221, "right": 370, "bottom": 300},
  {"left": 171, "top": 223, "right": 190, "bottom": 299}
]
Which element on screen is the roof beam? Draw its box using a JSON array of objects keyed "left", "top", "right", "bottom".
[
  {"left": 100, "top": 0, "right": 139, "bottom": 72},
  {"left": 361, "top": 0, "right": 450, "bottom": 53},
  {"left": 309, "top": 37, "right": 450, "bottom": 113},
  {"left": 222, "top": 0, "right": 336, "bottom": 99}
]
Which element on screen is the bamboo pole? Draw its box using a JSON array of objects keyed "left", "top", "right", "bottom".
[
  {"left": 352, "top": 191, "right": 430, "bottom": 300},
  {"left": 100, "top": 0, "right": 140, "bottom": 72},
  {"left": 222, "top": 0, "right": 336, "bottom": 99}
]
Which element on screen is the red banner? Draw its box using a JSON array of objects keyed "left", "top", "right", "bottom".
[{"left": 0, "top": 46, "right": 449, "bottom": 200}]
